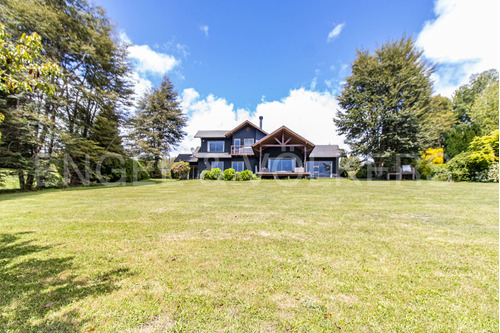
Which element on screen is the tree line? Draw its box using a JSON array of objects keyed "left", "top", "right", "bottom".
[
  {"left": 0, "top": 0, "right": 186, "bottom": 190},
  {"left": 335, "top": 37, "right": 498, "bottom": 181}
]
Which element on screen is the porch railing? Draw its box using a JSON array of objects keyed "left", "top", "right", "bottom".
[{"left": 231, "top": 145, "right": 254, "bottom": 155}]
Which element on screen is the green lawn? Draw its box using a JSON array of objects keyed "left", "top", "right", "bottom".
[{"left": 0, "top": 179, "right": 498, "bottom": 332}]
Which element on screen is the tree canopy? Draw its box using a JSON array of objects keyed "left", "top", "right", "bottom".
[
  {"left": 334, "top": 37, "right": 433, "bottom": 175},
  {"left": 130, "top": 76, "right": 187, "bottom": 175}
]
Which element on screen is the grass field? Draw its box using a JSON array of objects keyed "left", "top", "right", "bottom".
[{"left": 0, "top": 179, "right": 498, "bottom": 332}]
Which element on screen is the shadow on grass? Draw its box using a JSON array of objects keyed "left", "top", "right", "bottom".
[
  {"left": 0, "top": 232, "right": 132, "bottom": 332},
  {"left": 0, "top": 178, "right": 167, "bottom": 202}
]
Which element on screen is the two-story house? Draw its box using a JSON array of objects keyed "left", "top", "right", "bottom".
[{"left": 175, "top": 117, "right": 342, "bottom": 179}]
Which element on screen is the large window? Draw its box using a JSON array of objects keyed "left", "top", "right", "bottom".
[
  {"left": 208, "top": 141, "right": 224, "bottom": 152},
  {"left": 211, "top": 161, "right": 224, "bottom": 170},
  {"left": 306, "top": 161, "right": 332, "bottom": 178},
  {"left": 232, "top": 161, "right": 244, "bottom": 172},
  {"left": 269, "top": 158, "right": 296, "bottom": 172}
]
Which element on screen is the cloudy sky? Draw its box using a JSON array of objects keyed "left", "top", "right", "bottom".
[{"left": 97, "top": 0, "right": 498, "bottom": 154}]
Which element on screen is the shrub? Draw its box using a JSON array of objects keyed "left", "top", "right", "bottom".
[
  {"left": 200, "top": 170, "right": 211, "bottom": 180},
  {"left": 211, "top": 168, "right": 222, "bottom": 180},
  {"left": 431, "top": 164, "right": 452, "bottom": 181},
  {"left": 446, "top": 152, "right": 471, "bottom": 181},
  {"left": 222, "top": 168, "right": 235, "bottom": 181},
  {"left": 171, "top": 161, "right": 190, "bottom": 180},
  {"left": 240, "top": 170, "right": 256, "bottom": 181},
  {"left": 422, "top": 148, "right": 444, "bottom": 164},
  {"left": 415, "top": 158, "right": 433, "bottom": 179},
  {"left": 234, "top": 172, "right": 242, "bottom": 181},
  {"left": 472, "top": 163, "right": 499, "bottom": 182}
]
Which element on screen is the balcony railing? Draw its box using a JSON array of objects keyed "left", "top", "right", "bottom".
[{"left": 231, "top": 145, "right": 254, "bottom": 155}]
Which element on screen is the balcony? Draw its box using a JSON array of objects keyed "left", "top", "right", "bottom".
[{"left": 231, "top": 145, "right": 254, "bottom": 155}]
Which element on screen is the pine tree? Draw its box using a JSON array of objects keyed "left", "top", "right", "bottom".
[{"left": 130, "top": 76, "right": 187, "bottom": 175}]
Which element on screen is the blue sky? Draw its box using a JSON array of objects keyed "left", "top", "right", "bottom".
[{"left": 96, "top": 0, "right": 498, "bottom": 153}]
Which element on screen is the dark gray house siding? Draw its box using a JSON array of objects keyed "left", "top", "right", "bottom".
[{"left": 179, "top": 120, "right": 341, "bottom": 178}]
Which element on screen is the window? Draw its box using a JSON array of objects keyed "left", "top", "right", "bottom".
[
  {"left": 306, "top": 161, "right": 332, "bottom": 178},
  {"left": 208, "top": 141, "right": 224, "bottom": 152},
  {"left": 211, "top": 161, "right": 224, "bottom": 170},
  {"left": 269, "top": 158, "right": 296, "bottom": 172},
  {"left": 232, "top": 161, "right": 244, "bottom": 172},
  {"left": 243, "top": 138, "right": 254, "bottom": 146},
  {"left": 234, "top": 138, "right": 241, "bottom": 146},
  {"left": 243, "top": 138, "right": 254, "bottom": 154}
]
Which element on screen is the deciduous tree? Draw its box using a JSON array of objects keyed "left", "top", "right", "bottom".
[{"left": 334, "top": 37, "right": 433, "bottom": 177}]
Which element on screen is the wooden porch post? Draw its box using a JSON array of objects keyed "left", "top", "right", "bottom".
[
  {"left": 259, "top": 146, "right": 262, "bottom": 171},
  {"left": 303, "top": 145, "right": 307, "bottom": 169}
]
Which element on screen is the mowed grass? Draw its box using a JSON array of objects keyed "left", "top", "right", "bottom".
[{"left": 0, "top": 179, "right": 498, "bottom": 332}]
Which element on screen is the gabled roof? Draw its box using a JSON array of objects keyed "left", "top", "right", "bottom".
[
  {"left": 309, "top": 145, "right": 341, "bottom": 158},
  {"left": 194, "top": 130, "right": 228, "bottom": 138},
  {"left": 252, "top": 126, "right": 315, "bottom": 153},
  {"left": 225, "top": 120, "right": 267, "bottom": 137}
]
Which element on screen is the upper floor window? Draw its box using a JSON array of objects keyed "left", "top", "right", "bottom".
[{"left": 208, "top": 141, "right": 224, "bottom": 152}]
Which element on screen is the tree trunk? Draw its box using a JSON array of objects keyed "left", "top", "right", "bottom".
[
  {"left": 26, "top": 174, "right": 35, "bottom": 190},
  {"left": 18, "top": 170, "right": 26, "bottom": 191}
]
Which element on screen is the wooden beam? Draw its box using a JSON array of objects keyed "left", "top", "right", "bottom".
[
  {"left": 274, "top": 137, "right": 282, "bottom": 145},
  {"left": 284, "top": 137, "right": 292, "bottom": 145},
  {"left": 261, "top": 144, "right": 307, "bottom": 147},
  {"left": 259, "top": 146, "right": 262, "bottom": 171}
]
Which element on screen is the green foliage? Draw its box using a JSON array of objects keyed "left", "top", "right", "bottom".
[
  {"left": 0, "top": 22, "right": 60, "bottom": 94},
  {"left": 130, "top": 76, "right": 187, "bottom": 170},
  {"left": 234, "top": 172, "right": 242, "bottom": 181},
  {"left": 467, "top": 130, "right": 499, "bottom": 173},
  {"left": 470, "top": 81, "right": 499, "bottom": 134},
  {"left": 446, "top": 152, "right": 471, "bottom": 181},
  {"left": 444, "top": 123, "right": 481, "bottom": 158},
  {"left": 222, "top": 168, "right": 235, "bottom": 181},
  {"left": 240, "top": 170, "right": 255, "bottom": 181},
  {"left": 452, "top": 69, "right": 498, "bottom": 124},
  {"left": 200, "top": 170, "right": 211, "bottom": 180},
  {"left": 471, "top": 163, "right": 499, "bottom": 182},
  {"left": 124, "top": 159, "right": 150, "bottom": 183},
  {"left": 0, "top": 0, "right": 133, "bottom": 188},
  {"left": 335, "top": 37, "right": 433, "bottom": 175},
  {"left": 210, "top": 168, "right": 222, "bottom": 180},
  {"left": 171, "top": 161, "right": 190, "bottom": 180},
  {"left": 431, "top": 164, "right": 452, "bottom": 181},
  {"left": 339, "top": 155, "right": 361, "bottom": 172},
  {"left": 419, "top": 95, "right": 455, "bottom": 149}
]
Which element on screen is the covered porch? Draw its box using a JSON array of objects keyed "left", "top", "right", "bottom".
[{"left": 252, "top": 126, "right": 315, "bottom": 177}]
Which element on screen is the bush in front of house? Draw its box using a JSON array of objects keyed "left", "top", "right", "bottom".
[
  {"left": 200, "top": 170, "right": 211, "bottom": 180},
  {"left": 240, "top": 170, "right": 256, "bottom": 181},
  {"left": 222, "top": 168, "right": 235, "bottom": 181},
  {"left": 210, "top": 168, "right": 222, "bottom": 180},
  {"left": 171, "top": 161, "right": 190, "bottom": 180},
  {"left": 234, "top": 172, "right": 242, "bottom": 181}
]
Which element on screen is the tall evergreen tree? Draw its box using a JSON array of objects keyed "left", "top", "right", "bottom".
[
  {"left": 334, "top": 37, "right": 433, "bottom": 177},
  {"left": 130, "top": 76, "right": 187, "bottom": 175}
]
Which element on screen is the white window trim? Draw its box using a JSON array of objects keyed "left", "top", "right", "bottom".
[
  {"left": 207, "top": 140, "right": 225, "bottom": 152},
  {"left": 232, "top": 161, "right": 244, "bottom": 172},
  {"left": 211, "top": 161, "right": 224, "bottom": 170}
]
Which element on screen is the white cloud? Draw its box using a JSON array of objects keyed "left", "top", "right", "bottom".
[
  {"left": 327, "top": 23, "right": 345, "bottom": 42},
  {"left": 128, "top": 44, "right": 178, "bottom": 75},
  {"left": 119, "top": 31, "right": 180, "bottom": 108},
  {"left": 417, "top": 0, "right": 499, "bottom": 96},
  {"left": 200, "top": 25, "right": 209, "bottom": 38},
  {"left": 174, "top": 88, "right": 346, "bottom": 155}
]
